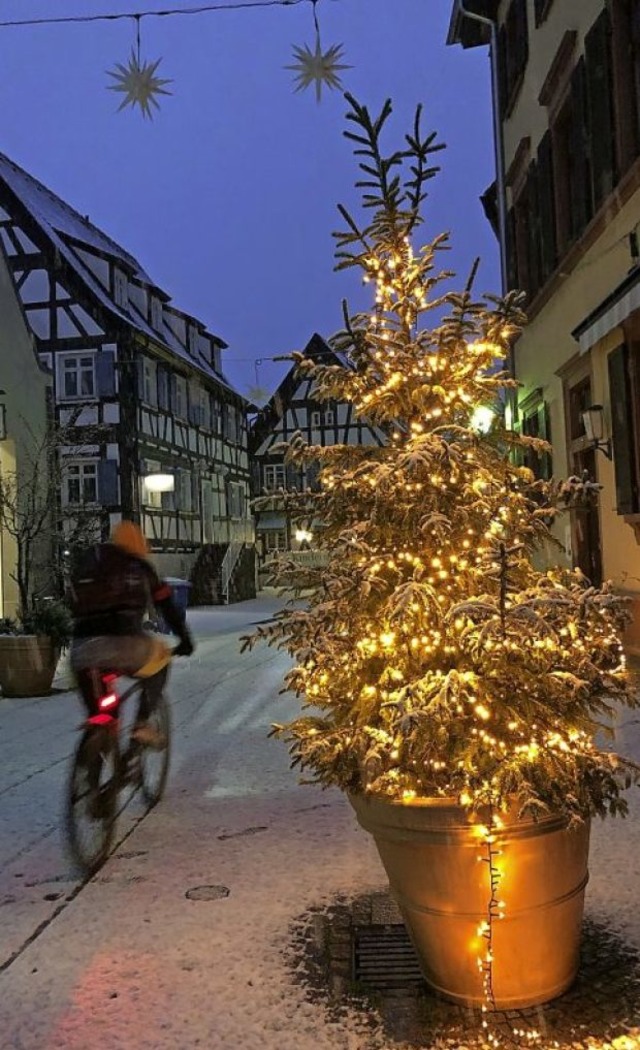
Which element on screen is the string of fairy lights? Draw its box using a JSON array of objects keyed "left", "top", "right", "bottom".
[{"left": 0, "top": 0, "right": 350, "bottom": 116}]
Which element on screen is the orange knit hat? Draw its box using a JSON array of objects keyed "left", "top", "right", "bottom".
[{"left": 110, "top": 520, "right": 150, "bottom": 559}]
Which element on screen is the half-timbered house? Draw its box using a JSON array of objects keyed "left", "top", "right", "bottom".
[
  {"left": 0, "top": 151, "right": 254, "bottom": 602},
  {"left": 249, "top": 332, "right": 385, "bottom": 563}
]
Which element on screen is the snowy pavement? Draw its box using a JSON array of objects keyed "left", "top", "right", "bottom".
[{"left": 0, "top": 595, "right": 639, "bottom": 1049}]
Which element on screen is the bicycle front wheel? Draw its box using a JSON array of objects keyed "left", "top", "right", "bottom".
[
  {"left": 140, "top": 692, "right": 171, "bottom": 806},
  {"left": 65, "top": 725, "right": 118, "bottom": 875}
]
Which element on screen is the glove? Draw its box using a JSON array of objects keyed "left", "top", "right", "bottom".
[{"left": 174, "top": 635, "right": 194, "bottom": 657}]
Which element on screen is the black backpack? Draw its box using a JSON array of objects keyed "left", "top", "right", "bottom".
[{"left": 69, "top": 543, "right": 151, "bottom": 617}]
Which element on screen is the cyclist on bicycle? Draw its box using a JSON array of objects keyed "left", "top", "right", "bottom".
[{"left": 68, "top": 520, "right": 194, "bottom": 746}]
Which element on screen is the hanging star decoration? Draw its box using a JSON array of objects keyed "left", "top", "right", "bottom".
[
  {"left": 286, "top": 1, "right": 349, "bottom": 103},
  {"left": 106, "top": 47, "right": 172, "bottom": 119},
  {"left": 286, "top": 37, "right": 350, "bottom": 102}
]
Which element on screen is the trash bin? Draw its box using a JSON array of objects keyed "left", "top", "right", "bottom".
[
  {"left": 152, "top": 577, "right": 192, "bottom": 634},
  {"left": 166, "top": 577, "right": 192, "bottom": 616}
]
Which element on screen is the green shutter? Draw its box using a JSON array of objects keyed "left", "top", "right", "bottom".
[
  {"left": 506, "top": 207, "right": 518, "bottom": 291},
  {"left": 608, "top": 344, "right": 638, "bottom": 514},
  {"left": 570, "top": 58, "right": 592, "bottom": 239},
  {"left": 537, "top": 131, "right": 556, "bottom": 282},
  {"left": 526, "top": 160, "right": 541, "bottom": 300},
  {"left": 585, "top": 9, "right": 617, "bottom": 210}
]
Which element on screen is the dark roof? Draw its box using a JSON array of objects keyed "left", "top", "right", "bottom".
[
  {"left": 0, "top": 151, "right": 245, "bottom": 402},
  {"left": 446, "top": 0, "right": 497, "bottom": 48}
]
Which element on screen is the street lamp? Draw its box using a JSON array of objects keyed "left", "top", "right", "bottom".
[{"left": 581, "top": 405, "right": 612, "bottom": 459}]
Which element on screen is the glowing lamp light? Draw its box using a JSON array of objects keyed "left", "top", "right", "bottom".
[
  {"left": 143, "top": 473, "right": 174, "bottom": 493},
  {"left": 470, "top": 406, "right": 495, "bottom": 435},
  {"left": 295, "top": 528, "right": 313, "bottom": 544}
]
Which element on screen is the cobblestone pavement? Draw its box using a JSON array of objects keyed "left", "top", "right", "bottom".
[{"left": 290, "top": 890, "right": 640, "bottom": 1050}]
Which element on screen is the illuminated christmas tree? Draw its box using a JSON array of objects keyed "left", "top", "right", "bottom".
[{"left": 245, "top": 95, "right": 639, "bottom": 824}]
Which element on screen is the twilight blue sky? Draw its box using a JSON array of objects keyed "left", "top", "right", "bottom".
[{"left": 0, "top": 0, "right": 499, "bottom": 400}]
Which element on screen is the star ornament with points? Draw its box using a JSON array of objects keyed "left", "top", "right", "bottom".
[
  {"left": 286, "top": 39, "right": 351, "bottom": 102},
  {"left": 106, "top": 49, "right": 172, "bottom": 119}
]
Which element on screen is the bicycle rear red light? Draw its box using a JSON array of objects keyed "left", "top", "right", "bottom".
[{"left": 98, "top": 692, "right": 118, "bottom": 711}]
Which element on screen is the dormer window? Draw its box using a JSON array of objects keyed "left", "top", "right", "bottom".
[
  {"left": 113, "top": 268, "right": 128, "bottom": 309},
  {"left": 150, "top": 297, "right": 163, "bottom": 331}
]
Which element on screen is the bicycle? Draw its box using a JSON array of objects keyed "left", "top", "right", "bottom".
[{"left": 65, "top": 660, "right": 173, "bottom": 875}]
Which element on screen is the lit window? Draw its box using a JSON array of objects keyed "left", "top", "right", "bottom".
[
  {"left": 61, "top": 354, "right": 95, "bottom": 399},
  {"left": 65, "top": 462, "right": 98, "bottom": 505}
]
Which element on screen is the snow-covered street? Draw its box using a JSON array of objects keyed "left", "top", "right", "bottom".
[
  {"left": 1, "top": 595, "right": 640, "bottom": 1049},
  {"left": 0, "top": 595, "right": 386, "bottom": 1049}
]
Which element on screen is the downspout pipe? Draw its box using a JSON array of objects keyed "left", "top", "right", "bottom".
[{"left": 457, "top": 1, "right": 508, "bottom": 299}]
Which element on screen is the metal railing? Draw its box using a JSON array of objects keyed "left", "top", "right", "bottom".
[{"left": 220, "top": 541, "right": 244, "bottom": 603}]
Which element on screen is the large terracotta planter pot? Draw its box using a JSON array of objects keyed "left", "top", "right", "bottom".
[
  {"left": 349, "top": 793, "right": 590, "bottom": 1009},
  {"left": 0, "top": 635, "right": 60, "bottom": 697}
]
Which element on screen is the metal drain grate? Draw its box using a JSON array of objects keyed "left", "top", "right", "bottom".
[{"left": 353, "top": 924, "right": 425, "bottom": 990}]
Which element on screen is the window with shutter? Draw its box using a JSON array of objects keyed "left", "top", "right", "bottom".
[
  {"left": 585, "top": 9, "right": 617, "bottom": 210},
  {"left": 157, "top": 367, "right": 169, "bottom": 411},
  {"left": 610, "top": 0, "right": 640, "bottom": 172},
  {"left": 608, "top": 344, "right": 639, "bottom": 514},
  {"left": 537, "top": 131, "right": 556, "bottom": 283},
  {"left": 500, "top": 0, "right": 529, "bottom": 115},
  {"left": 534, "top": 0, "right": 554, "bottom": 27},
  {"left": 521, "top": 394, "right": 553, "bottom": 480},
  {"left": 550, "top": 90, "right": 574, "bottom": 256},
  {"left": 506, "top": 208, "right": 518, "bottom": 291},
  {"left": 570, "top": 58, "right": 593, "bottom": 239}
]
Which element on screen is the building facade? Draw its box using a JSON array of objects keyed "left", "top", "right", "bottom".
[
  {"left": 0, "top": 152, "right": 254, "bottom": 599},
  {"left": 249, "top": 333, "right": 386, "bottom": 565},
  {"left": 449, "top": 0, "right": 640, "bottom": 650},
  {"left": 0, "top": 241, "right": 51, "bottom": 618}
]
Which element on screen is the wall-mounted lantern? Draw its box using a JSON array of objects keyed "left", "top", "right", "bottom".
[
  {"left": 142, "top": 472, "right": 174, "bottom": 493},
  {"left": 581, "top": 404, "right": 612, "bottom": 459}
]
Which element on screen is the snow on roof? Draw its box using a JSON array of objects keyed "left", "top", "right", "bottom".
[
  {"left": 0, "top": 150, "right": 245, "bottom": 401},
  {"left": 0, "top": 151, "right": 153, "bottom": 284}
]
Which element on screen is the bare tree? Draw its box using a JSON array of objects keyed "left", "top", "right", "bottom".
[{"left": 0, "top": 413, "right": 106, "bottom": 617}]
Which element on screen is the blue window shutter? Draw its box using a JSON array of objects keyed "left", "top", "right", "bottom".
[
  {"left": 98, "top": 459, "right": 119, "bottom": 506},
  {"left": 158, "top": 368, "right": 169, "bottom": 410},
  {"left": 188, "top": 391, "right": 199, "bottom": 425},
  {"left": 96, "top": 350, "right": 116, "bottom": 397},
  {"left": 135, "top": 357, "right": 144, "bottom": 398}
]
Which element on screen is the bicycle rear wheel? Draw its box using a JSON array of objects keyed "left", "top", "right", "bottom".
[
  {"left": 140, "top": 692, "right": 171, "bottom": 806},
  {"left": 65, "top": 725, "right": 118, "bottom": 875}
]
